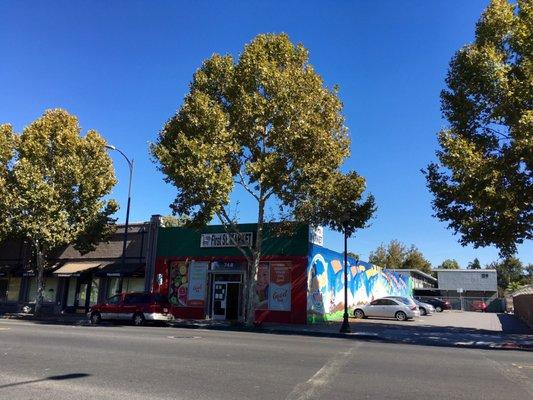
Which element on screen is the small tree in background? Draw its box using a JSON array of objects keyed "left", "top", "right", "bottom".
[
  {"left": 402, "top": 246, "right": 432, "bottom": 275},
  {"left": 424, "top": 0, "right": 532, "bottom": 256},
  {"left": 438, "top": 259, "right": 461, "bottom": 270},
  {"left": 368, "top": 240, "right": 432, "bottom": 274},
  {"left": 467, "top": 258, "right": 481, "bottom": 269},
  {"left": 368, "top": 240, "right": 406, "bottom": 268},
  {"left": 151, "top": 34, "right": 375, "bottom": 326},
  {"left": 0, "top": 110, "right": 117, "bottom": 315},
  {"left": 487, "top": 256, "right": 524, "bottom": 291}
]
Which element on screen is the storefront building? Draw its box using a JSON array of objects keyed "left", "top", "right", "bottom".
[
  {"left": 152, "top": 223, "right": 414, "bottom": 324},
  {"left": 0, "top": 222, "right": 156, "bottom": 314},
  {"left": 153, "top": 223, "right": 309, "bottom": 324},
  {"left": 0, "top": 239, "right": 31, "bottom": 313}
]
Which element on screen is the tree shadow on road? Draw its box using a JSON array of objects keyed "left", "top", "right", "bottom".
[{"left": 0, "top": 373, "right": 90, "bottom": 390}]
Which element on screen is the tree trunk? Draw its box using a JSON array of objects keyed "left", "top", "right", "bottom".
[
  {"left": 245, "top": 197, "right": 265, "bottom": 327},
  {"left": 33, "top": 239, "right": 45, "bottom": 317}
]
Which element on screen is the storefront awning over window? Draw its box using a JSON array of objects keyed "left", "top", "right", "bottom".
[
  {"left": 53, "top": 262, "right": 101, "bottom": 277},
  {"left": 95, "top": 263, "right": 145, "bottom": 277}
]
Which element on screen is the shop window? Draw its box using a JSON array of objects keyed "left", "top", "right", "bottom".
[
  {"left": 27, "top": 277, "right": 58, "bottom": 302},
  {"left": 89, "top": 278, "right": 100, "bottom": 305},
  {"left": 7, "top": 277, "right": 21, "bottom": 302},
  {"left": 43, "top": 277, "right": 58, "bottom": 302},
  {"left": 123, "top": 277, "right": 145, "bottom": 293},
  {"left": 28, "top": 278, "right": 37, "bottom": 302},
  {"left": 67, "top": 277, "right": 78, "bottom": 307},
  {"left": 107, "top": 277, "right": 121, "bottom": 298},
  {"left": 256, "top": 262, "right": 291, "bottom": 311},
  {"left": 0, "top": 279, "right": 7, "bottom": 302}
]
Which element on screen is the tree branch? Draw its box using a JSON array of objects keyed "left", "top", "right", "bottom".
[
  {"left": 485, "top": 126, "right": 511, "bottom": 140},
  {"left": 216, "top": 207, "right": 253, "bottom": 263},
  {"left": 236, "top": 169, "right": 260, "bottom": 201}
]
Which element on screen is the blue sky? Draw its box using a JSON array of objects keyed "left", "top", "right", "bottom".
[{"left": 1, "top": 0, "right": 531, "bottom": 267}]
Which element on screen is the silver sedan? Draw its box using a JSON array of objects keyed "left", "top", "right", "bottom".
[
  {"left": 353, "top": 298, "right": 419, "bottom": 321},
  {"left": 414, "top": 299, "right": 434, "bottom": 316}
]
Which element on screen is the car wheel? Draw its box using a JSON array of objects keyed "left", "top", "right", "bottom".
[
  {"left": 435, "top": 306, "right": 443, "bottom": 312},
  {"left": 420, "top": 307, "right": 427, "bottom": 316},
  {"left": 90, "top": 312, "right": 101, "bottom": 325},
  {"left": 395, "top": 311, "right": 407, "bottom": 321},
  {"left": 353, "top": 309, "right": 365, "bottom": 319},
  {"left": 133, "top": 313, "right": 145, "bottom": 326}
]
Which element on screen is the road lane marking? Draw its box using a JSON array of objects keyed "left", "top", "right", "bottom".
[
  {"left": 0, "top": 328, "right": 10, "bottom": 331},
  {"left": 285, "top": 342, "right": 361, "bottom": 400}
]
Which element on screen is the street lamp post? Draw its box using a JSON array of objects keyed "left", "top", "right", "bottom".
[
  {"left": 105, "top": 145, "right": 134, "bottom": 293},
  {"left": 340, "top": 223, "right": 351, "bottom": 333}
]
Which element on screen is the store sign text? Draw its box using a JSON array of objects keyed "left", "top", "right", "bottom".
[{"left": 200, "top": 232, "right": 253, "bottom": 248}]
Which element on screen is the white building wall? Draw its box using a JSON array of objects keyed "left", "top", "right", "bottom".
[{"left": 437, "top": 270, "right": 497, "bottom": 291}]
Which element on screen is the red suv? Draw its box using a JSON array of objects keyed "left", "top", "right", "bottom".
[{"left": 88, "top": 292, "right": 174, "bottom": 326}]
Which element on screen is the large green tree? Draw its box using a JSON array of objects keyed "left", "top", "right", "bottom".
[
  {"left": 151, "top": 33, "right": 374, "bottom": 325},
  {"left": 424, "top": 0, "right": 532, "bottom": 256},
  {"left": 0, "top": 109, "right": 117, "bottom": 315}
]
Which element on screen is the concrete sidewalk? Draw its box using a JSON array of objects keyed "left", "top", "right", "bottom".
[
  {"left": 163, "top": 315, "right": 532, "bottom": 351},
  {"left": 259, "top": 320, "right": 533, "bottom": 351}
]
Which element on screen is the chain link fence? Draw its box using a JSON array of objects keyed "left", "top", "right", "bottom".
[{"left": 416, "top": 295, "right": 504, "bottom": 312}]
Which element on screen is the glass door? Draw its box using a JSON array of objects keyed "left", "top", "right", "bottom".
[{"left": 212, "top": 282, "right": 227, "bottom": 320}]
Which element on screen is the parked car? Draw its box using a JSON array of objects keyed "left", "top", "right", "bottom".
[
  {"left": 384, "top": 296, "right": 417, "bottom": 307},
  {"left": 88, "top": 292, "right": 174, "bottom": 326},
  {"left": 384, "top": 296, "right": 427, "bottom": 314},
  {"left": 471, "top": 300, "right": 488, "bottom": 312},
  {"left": 414, "top": 299, "right": 434, "bottom": 316},
  {"left": 353, "top": 298, "right": 420, "bottom": 321},
  {"left": 414, "top": 297, "right": 451, "bottom": 312}
]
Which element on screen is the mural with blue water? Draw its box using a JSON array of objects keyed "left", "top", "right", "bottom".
[{"left": 307, "top": 244, "right": 413, "bottom": 323}]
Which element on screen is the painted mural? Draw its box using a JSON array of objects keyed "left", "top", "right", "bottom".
[{"left": 307, "top": 244, "right": 413, "bottom": 323}]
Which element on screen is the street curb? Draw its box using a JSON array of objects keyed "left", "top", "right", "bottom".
[{"left": 3, "top": 315, "right": 530, "bottom": 352}]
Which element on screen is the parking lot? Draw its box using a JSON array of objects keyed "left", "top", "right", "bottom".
[{"left": 352, "top": 310, "right": 528, "bottom": 333}]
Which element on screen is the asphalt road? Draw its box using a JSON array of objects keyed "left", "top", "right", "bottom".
[{"left": 0, "top": 319, "right": 532, "bottom": 400}]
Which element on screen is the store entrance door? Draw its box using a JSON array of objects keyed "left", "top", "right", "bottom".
[
  {"left": 212, "top": 282, "right": 227, "bottom": 320},
  {"left": 226, "top": 283, "right": 239, "bottom": 320},
  {"left": 212, "top": 281, "right": 240, "bottom": 321}
]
